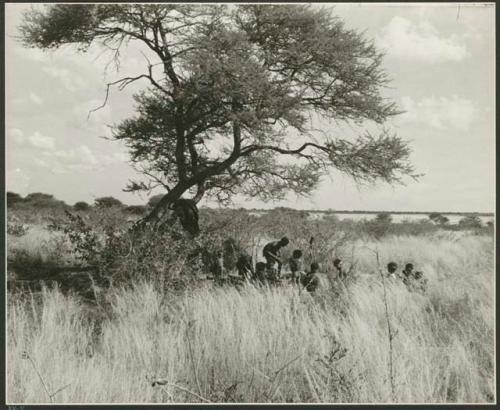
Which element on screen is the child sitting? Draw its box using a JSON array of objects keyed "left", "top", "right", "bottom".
[{"left": 301, "top": 262, "right": 322, "bottom": 293}]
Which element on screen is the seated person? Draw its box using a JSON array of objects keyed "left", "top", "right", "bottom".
[
  {"left": 301, "top": 262, "right": 324, "bottom": 293},
  {"left": 402, "top": 263, "right": 414, "bottom": 286},
  {"left": 387, "top": 262, "right": 398, "bottom": 279},
  {"left": 236, "top": 253, "right": 253, "bottom": 280},
  {"left": 413, "top": 270, "right": 428, "bottom": 294},
  {"left": 254, "top": 262, "right": 267, "bottom": 284}
]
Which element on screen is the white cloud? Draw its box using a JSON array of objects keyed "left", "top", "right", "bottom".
[
  {"left": 8, "top": 128, "right": 24, "bottom": 144},
  {"left": 28, "top": 132, "right": 56, "bottom": 149},
  {"left": 100, "top": 150, "right": 129, "bottom": 166},
  {"left": 399, "top": 95, "right": 478, "bottom": 131},
  {"left": 42, "top": 66, "right": 86, "bottom": 92},
  {"left": 71, "top": 99, "right": 113, "bottom": 138},
  {"left": 34, "top": 158, "right": 50, "bottom": 168},
  {"left": 38, "top": 145, "right": 100, "bottom": 174},
  {"left": 29, "top": 92, "right": 43, "bottom": 105},
  {"left": 377, "top": 16, "right": 467, "bottom": 63}
]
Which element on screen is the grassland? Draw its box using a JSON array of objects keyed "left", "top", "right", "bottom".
[{"left": 6, "top": 223, "right": 495, "bottom": 404}]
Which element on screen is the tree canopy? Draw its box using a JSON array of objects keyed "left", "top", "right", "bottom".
[
  {"left": 20, "top": 4, "right": 417, "bottom": 226},
  {"left": 458, "top": 214, "right": 482, "bottom": 228},
  {"left": 94, "top": 196, "right": 123, "bottom": 208}
]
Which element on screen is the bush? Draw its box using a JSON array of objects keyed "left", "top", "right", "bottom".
[
  {"left": 7, "top": 191, "right": 24, "bottom": 207},
  {"left": 74, "top": 201, "right": 90, "bottom": 211},
  {"left": 458, "top": 214, "right": 482, "bottom": 228},
  {"left": 7, "top": 215, "right": 29, "bottom": 237},
  {"left": 429, "top": 213, "right": 449, "bottom": 225},
  {"left": 94, "top": 196, "right": 123, "bottom": 208},
  {"left": 124, "top": 205, "right": 146, "bottom": 215},
  {"left": 24, "top": 192, "right": 67, "bottom": 210},
  {"left": 49, "top": 209, "right": 207, "bottom": 291},
  {"left": 375, "top": 212, "right": 392, "bottom": 224}
]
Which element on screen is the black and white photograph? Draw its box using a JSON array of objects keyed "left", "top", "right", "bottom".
[{"left": 5, "top": 2, "right": 495, "bottom": 404}]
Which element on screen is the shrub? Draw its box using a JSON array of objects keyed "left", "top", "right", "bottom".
[
  {"left": 24, "top": 192, "right": 67, "bottom": 210},
  {"left": 7, "top": 191, "right": 24, "bottom": 207},
  {"left": 458, "top": 214, "right": 482, "bottom": 228},
  {"left": 375, "top": 212, "right": 392, "bottom": 224},
  {"left": 429, "top": 212, "right": 449, "bottom": 225},
  {"left": 94, "top": 196, "right": 123, "bottom": 209},
  {"left": 124, "top": 205, "right": 146, "bottom": 215},
  {"left": 49, "top": 209, "right": 206, "bottom": 291},
  {"left": 7, "top": 223, "right": 29, "bottom": 237},
  {"left": 74, "top": 201, "right": 90, "bottom": 211}
]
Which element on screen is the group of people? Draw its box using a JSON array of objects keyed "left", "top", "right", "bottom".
[
  {"left": 234, "top": 236, "right": 347, "bottom": 293},
  {"left": 234, "top": 236, "right": 428, "bottom": 295},
  {"left": 386, "top": 262, "right": 428, "bottom": 294}
]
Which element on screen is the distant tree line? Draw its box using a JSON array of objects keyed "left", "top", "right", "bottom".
[
  {"left": 7, "top": 191, "right": 492, "bottom": 229},
  {"left": 6, "top": 191, "right": 151, "bottom": 215}
]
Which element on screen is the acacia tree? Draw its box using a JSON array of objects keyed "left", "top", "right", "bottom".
[{"left": 20, "top": 4, "right": 416, "bottom": 227}]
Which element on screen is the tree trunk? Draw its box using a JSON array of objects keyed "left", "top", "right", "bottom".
[{"left": 143, "top": 183, "right": 188, "bottom": 224}]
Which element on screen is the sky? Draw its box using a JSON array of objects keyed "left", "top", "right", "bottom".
[{"left": 5, "top": 3, "right": 496, "bottom": 212}]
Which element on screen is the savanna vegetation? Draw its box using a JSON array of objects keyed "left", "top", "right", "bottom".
[
  {"left": 6, "top": 195, "right": 495, "bottom": 404},
  {"left": 7, "top": 3, "right": 494, "bottom": 404}
]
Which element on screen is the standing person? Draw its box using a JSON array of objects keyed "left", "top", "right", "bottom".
[
  {"left": 262, "top": 236, "right": 289, "bottom": 277},
  {"left": 334, "top": 258, "right": 346, "bottom": 280},
  {"left": 289, "top": 249, "right": 305, "bottom": 284}
]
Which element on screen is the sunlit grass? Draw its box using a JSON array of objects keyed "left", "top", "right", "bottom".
[{"left": 7, "top": 233, "right": 494, "bottom": 404}]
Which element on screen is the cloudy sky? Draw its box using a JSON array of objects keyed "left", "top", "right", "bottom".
[{"left": 5, "top": 3, "right": 495, "bottom": 212}]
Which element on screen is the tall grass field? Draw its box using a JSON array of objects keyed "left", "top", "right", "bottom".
[{"left": 7, "top": 230, "right": 494, "bottom": 404}]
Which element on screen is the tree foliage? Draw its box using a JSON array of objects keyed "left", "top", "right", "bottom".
[
  {"left": 429, "top": 212, "right": 449, "bottom": 225},
  {"left": 20, "top": 4, "right": 417, "bottom": 226},
  {"left": 375, "top": 212, "right": 392, "bottom": 224},
  {"left": 94, "top": 196, "right": 123, "bottom": 208},
  {"left": 74, "top": 201, "right": 91, "bottom": 211},
  {"left": 458, "top": 214, "right": 482, "bottom": 228},
  {"left": 23, "top": 192, "right": 67, "bottom": 209},
  {"left": 7, "top": 191, "right": 24, "bottom": 207}
]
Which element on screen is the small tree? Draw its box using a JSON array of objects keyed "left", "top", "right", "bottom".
[
  {"left": 438, "top": 215, "right": 449, "bottom": 225},
  {"left": 20, "top": 4, "right": 417, "bottom": 231},
  {"left": 94, "top": 196, "right": 123, "bottom": 209},
  {"left": 74, "top": 201, "right": 90, "bottom": 211},
  {"left": 7, "top": 191, "right": 24, "bottom": 207},
  {"left": 24, "top": 192, "right": 67, "bottom": 209},
  {"left": 458, "top": 214, "right": 482, "bottom": 229},
  {"left": 125, "top": 205, "right": 147, "bottom": 215},
  {"left": 375, "top": 213, "right": 392, "bottom": 224},
  {"left": 428, "top": 212, "right": 441, "bottom": 224},
  {"left": 429, "top": 212, "right": 449, "bottom": 225}
]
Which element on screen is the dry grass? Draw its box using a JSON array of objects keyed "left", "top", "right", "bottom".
[{"left": 6, "top": 233, "right": 494, "bottom": 404}]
